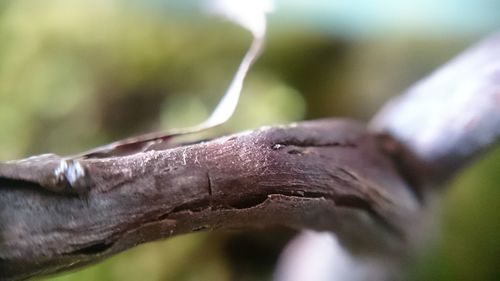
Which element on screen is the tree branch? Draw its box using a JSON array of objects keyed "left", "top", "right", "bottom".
[
  {"left": 371, "top": 33, "right": 500, "bottom": 180},
  {"left": 276, "top": 32, "right": 500, "bottom": 281},
  {"left": 0, "top": 119, "right": 422, "bottom": 280},
  {"left": 2, "top": 31, "right": 500, "bottom": 281}
]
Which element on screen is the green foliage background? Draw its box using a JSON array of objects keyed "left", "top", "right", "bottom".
[{"left": 0, "top": 0, "right": 499, "bottom": 280}]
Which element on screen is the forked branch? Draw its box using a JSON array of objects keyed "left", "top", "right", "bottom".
[{"left": 1, "top": 32, "right": 500, "bottom": 281}]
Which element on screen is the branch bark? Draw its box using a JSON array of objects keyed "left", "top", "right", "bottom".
[
  {"left": 0, "top": 119, "right": 422, "bottom": 280},
  {"left": 276, "top": 33, "right": 500, "bottom": 281},
  {"left": 1, "top": 32, "right": 500, "bottom": 281},
  {"left": 371, "top": 33, "right": 500, "bottom": 180}
]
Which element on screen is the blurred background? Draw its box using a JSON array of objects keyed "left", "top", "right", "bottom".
[{"left": 0, "top": 0, "right": 499, "bottom": 280}]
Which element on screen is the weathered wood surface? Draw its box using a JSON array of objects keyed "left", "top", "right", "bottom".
[
  {"left": 1, "top": 32, "right": 500, "bottom": 281},
  {"left": 0, "top": 119, "right": 422, "bottom": 280},
  {"left": 276, "top": 32, "right": 500, "bottom": 281}
]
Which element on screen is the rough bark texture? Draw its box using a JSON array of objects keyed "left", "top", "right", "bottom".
[
  {"left": 276, "top": 32, "right": 500, "bottom": 281},
  {"left": 0, "top": 119, "right": 423, "bottom": 280},
  {"left": 1, "top": 32, "right": 499, "bottom": 281}
]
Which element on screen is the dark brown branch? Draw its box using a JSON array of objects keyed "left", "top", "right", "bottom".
[
  {"left": 0, "top": 119, "right": 423, "bottom": 280},
  {"left": 3, "top": 30, "right": 499, "bottom": 281},
  {"left": 275, "top": 32, "right": 500, "bottom": 281}
]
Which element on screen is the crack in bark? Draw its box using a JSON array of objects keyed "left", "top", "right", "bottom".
[
  {"left": 271, "top": 139, "right": 357, "bottom": 150},
  {"left": 155, "top": 190, "right": 401, "bottom": 238},
  {"left": 65, "top": 242, "right": 114, "bottom": 256},
  {"left": 206, "top": 171, "right": 213, "bottom": 197}
]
